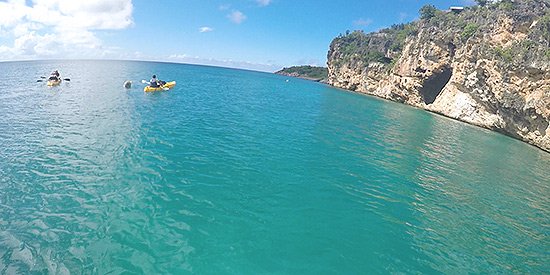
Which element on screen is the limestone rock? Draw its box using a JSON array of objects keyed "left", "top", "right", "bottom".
[{"left": 327, "top": 0, "right": 550, "bottom": 152}]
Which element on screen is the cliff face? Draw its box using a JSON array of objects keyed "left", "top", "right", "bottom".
[{"left": 327, "top": 0, "right": 550, "bottom": 152}]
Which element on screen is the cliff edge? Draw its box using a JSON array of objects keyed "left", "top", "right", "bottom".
[{"left": 327, "top": 0, "right": 550, "bottom": 151}]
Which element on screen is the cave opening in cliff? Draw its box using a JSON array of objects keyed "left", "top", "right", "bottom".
[{"left": 420, "top": 67, "right": 452, "bottom": 105}]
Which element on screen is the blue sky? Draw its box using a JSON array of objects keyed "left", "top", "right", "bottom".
[{"left": 0, "top": 0, "right": 476, "bottom": 71}]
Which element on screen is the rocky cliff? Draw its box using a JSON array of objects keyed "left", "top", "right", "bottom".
[{"left": 327, "top": 0, "right": 550, "bottom": 152}]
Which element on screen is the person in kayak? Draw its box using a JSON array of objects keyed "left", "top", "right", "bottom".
[
  {"left": 150, "top": 75, "right": 160, "bottom": 87},
  {"left": 149, "top": 75, "right": 167, "bottom": 88},
  {"left": 48, "top": 70, "right": 60, "bottom": 81}
]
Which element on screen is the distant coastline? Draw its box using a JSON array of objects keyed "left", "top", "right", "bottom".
[{"left": 275, "top": 65, "right": 328, "bottom": 82}]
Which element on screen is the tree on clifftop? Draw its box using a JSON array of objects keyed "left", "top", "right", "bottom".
[
  {"left": 419, "top": 4, "right": 437, "bottom": 20},
  {"left": 475, "top": 0, "right": 489, "bottom": 6}
]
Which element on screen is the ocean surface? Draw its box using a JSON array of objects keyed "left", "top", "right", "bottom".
[{"left": 0, "top": 60, "right": 548, "bottom": 274}]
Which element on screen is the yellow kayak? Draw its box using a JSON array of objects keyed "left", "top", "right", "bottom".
[
  {"left": 144, "top": 81, "right": 176, "bottom": 92},
  {"left": 47, "top": 79, "right": 62, "bottom": 86}
]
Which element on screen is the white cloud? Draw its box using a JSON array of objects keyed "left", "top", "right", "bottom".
[
  {"left": 353, "top": 18, "right": 373, "bottom": 27},
  {"left": 13, "top": 22, "right": 43, "bottom": 37},
  {"left": 169, "top": 54, "right": 188, "bottom": 59},
  {"left": 0, "top": 0, "right": 134, "bottom": 60},
  {"left": 167, "top": 53, "right": 281, "bottom": 72},
  {"left": 256, "top": 0, "right": 272, "bottom": 7},
  {"left": 0, "top": 0, "right": 30, "bottom": 28},
  {"left": 199, "top": 26, "right": 214, "bottom": 33},
  {"left": 227, "top": 10, "right": 246, "bottom": 24},
  {"left": 28, "top": 0, "right": 133, "bottom": 30}
]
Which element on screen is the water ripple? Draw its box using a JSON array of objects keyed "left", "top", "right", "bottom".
[{"left": 0, "top": 61, "right": 548, "bottom": 273}]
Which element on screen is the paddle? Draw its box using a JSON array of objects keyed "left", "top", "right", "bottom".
[
  {"left": 141, "top": 79, "right": 169, "bottom": 91},
  {"left": 37, "top": 78, "right": 70, "bottom": 82}
]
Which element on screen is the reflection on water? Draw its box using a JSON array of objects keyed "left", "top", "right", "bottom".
[{"left": 313, "top": 88, "right": 549, "bottom": 273}]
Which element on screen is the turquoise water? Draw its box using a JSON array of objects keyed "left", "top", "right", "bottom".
[{"left": 0, "top": 60, "right": 548, "bottom": 274}]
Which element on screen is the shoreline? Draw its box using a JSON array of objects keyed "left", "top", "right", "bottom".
[
  {"left": 325, "top": 0, "right": 549, "bottom": 154},
  {"left": 276, "top": 73, "right": 326, "bottom": 82},
  {"left": 324, "top": 82, "right": 550, "bottom": 154}
]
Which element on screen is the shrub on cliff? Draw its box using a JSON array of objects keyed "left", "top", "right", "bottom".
[
  {"left": 385, "top": 23, "right": 418, "bottom": 52},
  {"left": 461, "top": 23, "right": 479, "bottom": 40},
  {"left": 363, "top": 51, "right": 390, "bottom": 64},
  {"left": 539, "top": 12, "right": 550, "bottom": 47},
  {"left": 331, "top": 30, "right": 391, "bottom": 66},
  {"left": 328, "top": 0, "right": 550, "bottom": 73},
  {"left": 419, "top": 5, "right": 437, "bottom": 20},
  {"left": 475, "top": 0, "right": 489, "bottom": 6},
  {"left": 498, "top": 0, "right": 515, "bottom": 11},
  {"left": 494, "top": 46, "right": 514, "bottom": 62}
]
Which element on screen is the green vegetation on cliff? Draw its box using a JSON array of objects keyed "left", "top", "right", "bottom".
[
  {"left": 275, "top": 65, "right": 328, "bottom": 81},
  {"left": 419, "top": 4, "right": 437, "bottom": 20},
  {"left": 326, "top": 0, "right": 550, "bottom": 151},
  {"left": 330, "top": 30, "right": 393, "bottom": 68},
  {"left": 329, "top": 0, "right": 550, "bottom": 72}
]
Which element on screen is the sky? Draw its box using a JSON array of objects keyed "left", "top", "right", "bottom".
[{"left": 0, "top": 0, "right": 476, "bottom": 72}]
